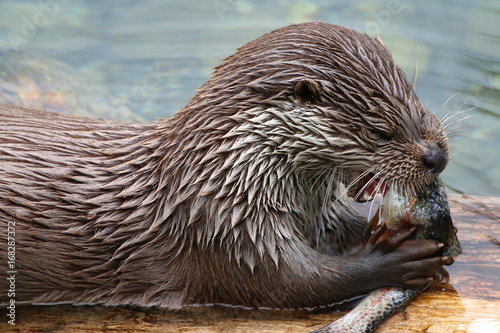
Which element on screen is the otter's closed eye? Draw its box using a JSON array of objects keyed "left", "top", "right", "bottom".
[{"left": 373, "top": 129, "right": 394, "bottom": 142}]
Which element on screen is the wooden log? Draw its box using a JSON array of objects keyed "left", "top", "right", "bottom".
[{"left": 1, "top": 194, "right": 499, "bottom": 332}]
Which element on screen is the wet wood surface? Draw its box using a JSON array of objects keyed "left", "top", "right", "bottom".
[{"left": 1, "top": 193, "right": 499, "bottom": 333}]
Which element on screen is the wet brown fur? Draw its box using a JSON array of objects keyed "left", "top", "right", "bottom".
[{"left": 0, "top": 23, "right": 448, "bottom": 309}]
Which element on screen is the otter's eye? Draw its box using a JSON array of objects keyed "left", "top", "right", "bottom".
[{"left": 373, "top": 130, "right": 393, "bottom": 142}]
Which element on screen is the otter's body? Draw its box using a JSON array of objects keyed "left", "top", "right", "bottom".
[{"left": 0, "top": 23, "right": 448, "bottom": 309}]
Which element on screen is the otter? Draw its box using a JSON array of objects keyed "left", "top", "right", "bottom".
[{"left": 0, "top": 22, "right": 449, "bottom": 310}]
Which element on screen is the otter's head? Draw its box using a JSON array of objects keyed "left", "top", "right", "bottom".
[{"left": 192, "top": 22, "right": 449, "bottom": 201}]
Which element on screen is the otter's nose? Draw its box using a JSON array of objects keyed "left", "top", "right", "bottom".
[{"left": 421, "top": 144, "right": 447, "bottom": 175}]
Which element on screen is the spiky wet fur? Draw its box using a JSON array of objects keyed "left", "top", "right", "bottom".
[{"left": 0, "top": 22, "right": 448, "bottom": 309}]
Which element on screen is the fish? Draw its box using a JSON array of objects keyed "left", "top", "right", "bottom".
[{"left": 312, "top": 178, "right": 462, "bottom": 333}]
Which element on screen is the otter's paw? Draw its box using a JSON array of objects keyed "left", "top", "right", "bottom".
[{"left": 357, "top": 224, "right": 445, "bottom": 289}]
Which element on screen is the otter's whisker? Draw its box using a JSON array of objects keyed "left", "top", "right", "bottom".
[
  {"left": 437, "top": 94, "right": 470, "bottom": 123},
  {"left": 352, "top": 169, "right": 383, "bottom": 202},
  {"left": 447, "top": 130, "right": 472, "bottom": 140},
  {"left": 446, "top": 124, "right": 475, "bottom": 147},
  {"left": 323, "top": 168, "right": 338, "bottom": 210},
  {"left": 309, "top": 164, "right": 330, "bottom": 183},
  {"left": 435, "top": 93, "right": 460, "bottom": 119},
  {"left": 411, "top": 182, "right": 420, "bottom": 199},
  {"left": 329, "top": 169, "right": 355, "bottom": 210},
  {"left": 344, "top": 166, "right": 377, "bottom": 194},
  {"left": 442, "top": 114, "right": 475, "bottom": 131},
  {"left": 402, "top": 186, "right": 412, "bottom": 218},
  {"left": 440, "top": 106, "right": 473, "bottom": 127},
  {"left": 309, "top": 164, "right": 330, "bottom": 190},
  {"left": 328, "top": 167, "right": 374, "bottom": 209},
  {"left": 367, "top": 174, "right": 387, "bottom": 222},
  {"left": 411, "top": 45, "right": 420, "bottom": 90},
  {"left": 321, "top": 169, "right": 330, "bottom": 210}
]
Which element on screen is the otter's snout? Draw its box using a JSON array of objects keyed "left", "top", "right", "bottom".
[{"left": 421, "top": 143, "right": 447, "bottom": 175}]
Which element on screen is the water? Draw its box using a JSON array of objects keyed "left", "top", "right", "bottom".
[{"left": 0, "top": 0, "right": 498, "bottom": 196}]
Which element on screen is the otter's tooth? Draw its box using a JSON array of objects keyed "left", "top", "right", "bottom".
[{"left": 361, "top": 191, "right": 373, "bottom": 202}]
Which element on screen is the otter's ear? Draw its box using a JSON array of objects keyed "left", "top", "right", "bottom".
[{"left": 293, "top": 79, "right": 323, "bottom": 104}]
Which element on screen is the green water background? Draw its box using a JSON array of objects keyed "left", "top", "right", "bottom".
[{"left": 0, "top": 0, "right": 498, "bottom": 196}]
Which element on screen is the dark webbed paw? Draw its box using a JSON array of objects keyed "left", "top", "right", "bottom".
[{"left": 354, "top": 223, "right": 446, "bottom": 290}]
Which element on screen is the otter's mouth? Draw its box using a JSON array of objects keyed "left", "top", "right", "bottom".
[{"left": 350, "top": 173, "right": 389, "bottom": 203}]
